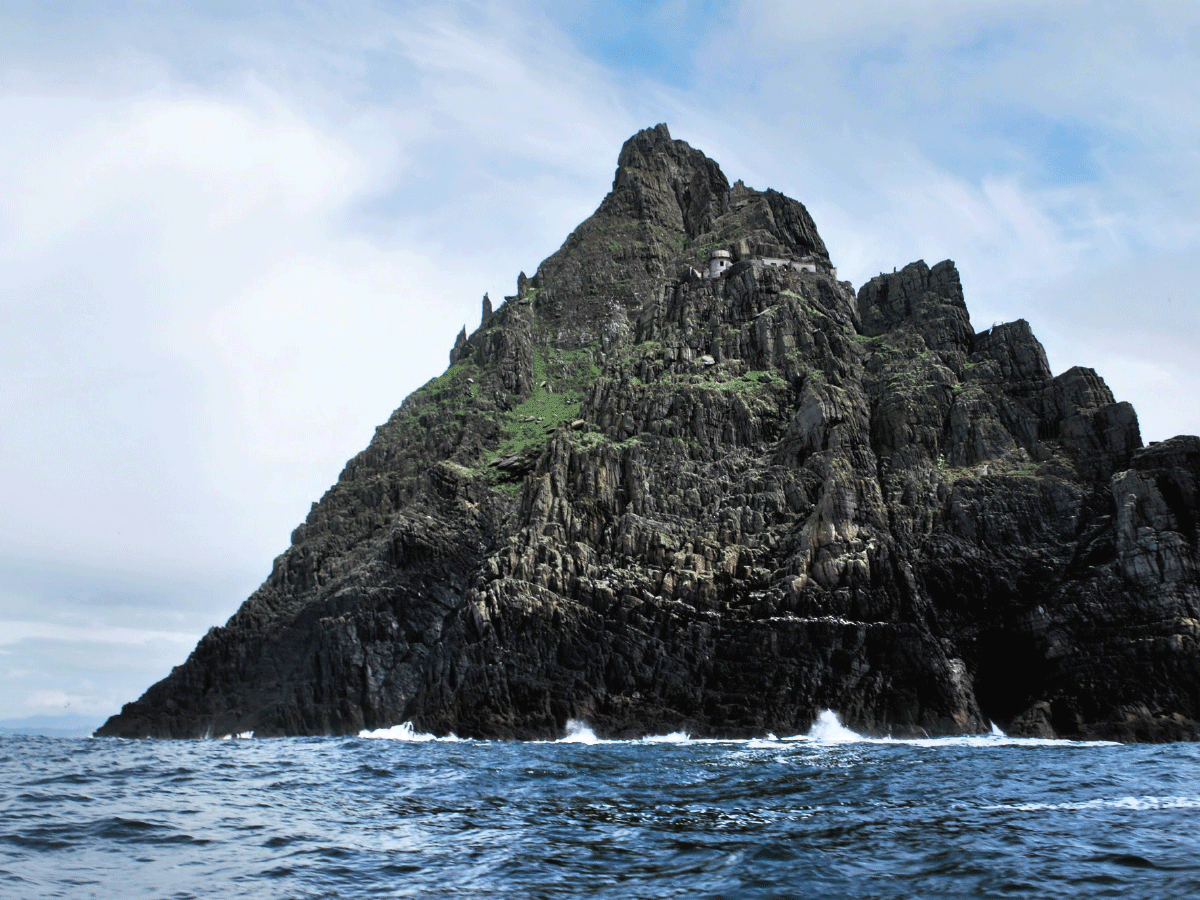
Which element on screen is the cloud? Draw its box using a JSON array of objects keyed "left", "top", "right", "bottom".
[
  {"left": 0, "top": 87, "right": 380, "bottom": 578},
  {"left": 0, "top": 620, "right": 197, "bottom": 648},
  {"left": 0, "top": 623, "right": 199, "bottom": 719},
  {"left": 0, "top": 557, "right": 249, "bottom": 719},
  {"left": 24, "top": 690, "right": 82, "bottom": 711},
  {"left": 0, "top": 4, "right": 642, "bottom": 579},
  {"left": 0, "top": 1, "right": 652, "bottom": 721}
]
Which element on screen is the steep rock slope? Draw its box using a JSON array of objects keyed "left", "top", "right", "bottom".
[{"left": 98, "top": 125, "right": 1200, "bottom": 741}]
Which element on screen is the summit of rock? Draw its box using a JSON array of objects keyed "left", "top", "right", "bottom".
[
  {"left": 607, "top": 123, "right": 731, "bottom": 238},
  {"left": 98, "top": 127, "right": 1200, "bottom": 744}
]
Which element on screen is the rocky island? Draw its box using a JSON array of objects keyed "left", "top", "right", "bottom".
[{"left": 98, "top": 125, "right": 1200, "bottom": 742}]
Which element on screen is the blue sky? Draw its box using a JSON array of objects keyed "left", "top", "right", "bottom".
[{"left": 2, "top": 0, "right": 1198, "bottom": 731}]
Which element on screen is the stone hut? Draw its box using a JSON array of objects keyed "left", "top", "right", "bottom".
[{"left": 708, "top": 249, "right": 733, "bottom": 278}]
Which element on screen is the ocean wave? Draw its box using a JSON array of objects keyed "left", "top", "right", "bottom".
[
  {"left": 357, "top": 722, "right": 461, "bottom": 742},
  {"left": 983, "top": 795, "right": 1200, "bottom": 812},
  {"left": 360, "top": 711, "right": 1121, "bottom": 749},
  {"left": 772, "top": 711, "right": 1122, "bottom": 748},
  {"left": 640, "top": 731, "right": 691, "bottom": 744},
  {"left": 557, "top": 720, "right": 610, "bottom": 744},
  {"left": 2, "top": 729, "right": 1196, "bottom": 898}
]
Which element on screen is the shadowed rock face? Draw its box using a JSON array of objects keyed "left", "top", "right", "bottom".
[{"left": 97, "top": 125, "right": 1200, "bottom": 742}]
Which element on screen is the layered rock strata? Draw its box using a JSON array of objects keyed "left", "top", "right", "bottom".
[{"left": 98, "top": 125, "right": 1200, "bottom": 742}]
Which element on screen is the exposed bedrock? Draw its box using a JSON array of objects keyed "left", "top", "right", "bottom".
[{"left": 98, "top": 126, "right": 1200, "bottom": 742}]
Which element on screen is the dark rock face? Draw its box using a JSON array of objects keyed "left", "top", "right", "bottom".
[{"left": 97, "top": 125, "right": 1200, "bottom": 742}]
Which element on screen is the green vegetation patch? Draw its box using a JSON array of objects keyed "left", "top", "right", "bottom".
[
  {"left": 495, "top": 390, "right": 579, "bottom": 460},
  {"left": 568, "top": 430, "right": 606, "bottom": 452},
  {"left": 999, "top": 462, "right": 1047, "bottom": 478},
  {"left": 411, "top": 358, "right": 482, "bottom": 404},
  {"left": 713, "top": 369, "right": 775, "bottom": 395},
  {"left": 490, "top": 343, "right": 601, "bottom": 463},
  {"left": 938, "top": 456, "right": 1048, "bottom": 483}
]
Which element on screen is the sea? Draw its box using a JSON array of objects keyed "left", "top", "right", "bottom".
[{"left": 3, "top": 712, "right": 1200, "bottom": 899}]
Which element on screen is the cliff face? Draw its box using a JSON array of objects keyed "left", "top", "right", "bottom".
[{"left": 98, "top": 125, "right": 1200, "bottom": 742}]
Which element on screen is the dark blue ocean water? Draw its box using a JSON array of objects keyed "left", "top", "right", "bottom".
[{"left": 3, "top": 716, "right": 1200, "bottom": 899}]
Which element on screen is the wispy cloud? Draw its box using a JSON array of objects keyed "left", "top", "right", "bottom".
[{"left": 0, "top": 620, "right": 197, "bottom": 648}]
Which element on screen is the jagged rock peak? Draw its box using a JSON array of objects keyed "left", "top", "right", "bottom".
[
  {"left": 604, "top": 125, "right": 830, "bottom": 267},
  {"left": 858, "top": 259, "right": 971, "bottom": 347},
  {"left": 530, "top": 124, "right": 833, "bottom": 333},
  {"left": 601, "top": 124, "right": 828, "bottom": 264},
  {"left": 604, "top": 123, "right": 731, "bottom": 239}
]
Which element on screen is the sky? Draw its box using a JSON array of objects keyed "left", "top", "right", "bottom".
[{"left": 2, "top": 0, "right": 1198, "bottom": 732}]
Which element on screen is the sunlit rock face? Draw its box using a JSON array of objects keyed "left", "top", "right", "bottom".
[{"left": 98, "top": 125, "right": 1200, "bottom": 743}]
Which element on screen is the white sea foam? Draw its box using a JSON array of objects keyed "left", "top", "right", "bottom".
[
  {"left": 558, "top": 719, "right": 606, "bottom": 744},
  {"left": 360, "top": 709, "right": 1116, "bottom": 748},
  {"left": 358, "top": 721, "right": 459, "bottom": 742},
  {"left": 641, "top": 731, "right": 691, "bottom": 743},
  {"left": 745, "top": 737, "right": 782, "bottom": 749},
  {"left": 557, "top": 724, "right": 745, "bottom": 745},
  {"left": 898, "top": 732, "right": 1121, "bottom": 749},
  {"left": 984, "top": 795, "right": 1200, "bottom": 812},
  {"left": 780, "top": 709, "right": 862, "bottom": 743},
  {"left": 770, "top": 709, "right": 1118, "bottom": 748}
]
